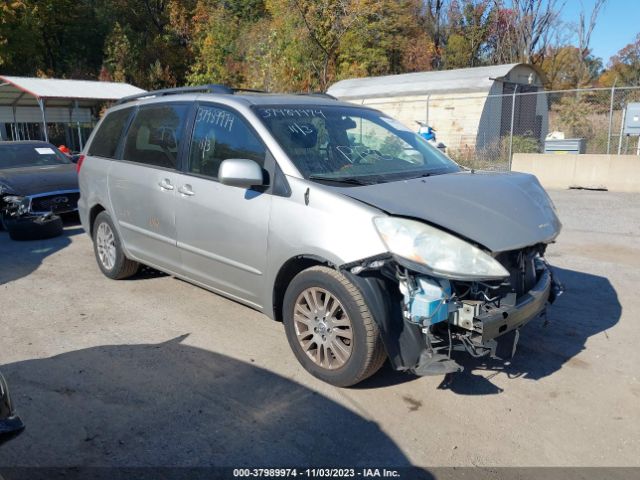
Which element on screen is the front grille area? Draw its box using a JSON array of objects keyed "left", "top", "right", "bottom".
[
  {"left": 31, "top": 192, "right": 80, "bottom": 214},
  {"left": 494, "top": 247, "right": 542, "bottom": 298},
  {"left": 447, "top": 246, "right": 546, "bottom": 307}
]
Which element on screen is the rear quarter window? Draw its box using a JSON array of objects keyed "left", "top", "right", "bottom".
[{"left": 87, "top": 108, "right": 132, "bottom": 158}]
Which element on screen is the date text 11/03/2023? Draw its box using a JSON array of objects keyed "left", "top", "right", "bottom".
[{"left": 233, "top": 468, "right": 401, "bottom": 478}]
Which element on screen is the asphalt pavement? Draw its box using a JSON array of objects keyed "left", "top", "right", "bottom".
[{"left": 0, "top": 189, "right": 638, "bottom": 468}]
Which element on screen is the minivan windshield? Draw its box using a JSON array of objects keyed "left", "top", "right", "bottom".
[
  {"left": 254, "top": 105, "right": 459, "bottom": 184},
  {"left": 0, "top": 143, "right": 71, "bottom": 169}
]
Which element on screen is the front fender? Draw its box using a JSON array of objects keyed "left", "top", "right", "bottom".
[{"left": 343, "top": 270, "right": 424, "bottom": 371}]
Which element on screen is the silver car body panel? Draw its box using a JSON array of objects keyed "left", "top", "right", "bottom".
[
  {"left": 336, "top": 170, "right": 561, "bottom": 253},
  {"left": 107, "top": 161, "right": 181, "bottom": 272},
  {"left": 260, "top": 176, "right": 387, "bottom": 311},
  {"left": 172, "top": 170, "right": 272, "bottom": 307}
]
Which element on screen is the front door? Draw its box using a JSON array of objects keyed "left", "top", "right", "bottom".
[
  {"left": 174, "top": 104, "right": 272, "bottom": 308},
  {"left": 108, "top": 103, "right": 190, "bottom": 272}
]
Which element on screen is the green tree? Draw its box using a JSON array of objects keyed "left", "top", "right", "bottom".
[
  {"left": 1, "top": 0, "right": 108, "bottom": 78},
  {"left": 338, "top": 0, "right": 417, "bottom": 78},
  {"left": 103, "top": 22, "right": 131, "bottom": 83},
  {"left": 241, "top": 0, "right": 318, "bottom": 91},
  {"left": 290, "top": 0, "right": 369, "bottom": 90},
  {"left": 187, "top": 3, "right": 242, "bottom": 85},
  {"left": 443, "top": 0, "right": 493, "bottom": 69}
]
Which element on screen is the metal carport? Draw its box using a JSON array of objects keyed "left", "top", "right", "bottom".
[{"left": 0, "top": 76, "right": 145, "bottom": 149}]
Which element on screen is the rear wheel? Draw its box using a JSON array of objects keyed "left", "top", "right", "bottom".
[
  {"left": 92, "top": 211, "right": 139, "bottom": 279},
  {"left": 283, "top": 266, "right": 386, "bottom": 387}
]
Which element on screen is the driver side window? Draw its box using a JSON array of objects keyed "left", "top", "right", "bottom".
[{"left": 188, "top": 105, "right": 266, "bottom": 179}]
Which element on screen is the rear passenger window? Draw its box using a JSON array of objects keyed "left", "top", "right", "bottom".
[
  {"left": 123, "top": 104, "right": 189, "bottom": 169},
  {"left": 87, "top": 108, "right": 132, "bottom": 158},
  {"left": 188, "top": 105, "right": 266, "bottom": 178}
]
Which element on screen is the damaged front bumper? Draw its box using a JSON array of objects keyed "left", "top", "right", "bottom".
[
  {"left": 342, "top": 252, "right": 564, "bottom": 376},
  {"left": 1, "top": 189, "right": 79, "bottom": 221}
]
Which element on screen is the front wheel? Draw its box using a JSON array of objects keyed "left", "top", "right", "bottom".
[
  {"left": 283, "top": 266, "right": 386, "bottom": 387},
  {"left": 92, "top": 211, "right": 139, "bottom": 279}
]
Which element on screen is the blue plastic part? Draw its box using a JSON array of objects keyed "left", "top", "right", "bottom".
[{"left": 405, "top": 277, "right": 451, "bottom": 325}]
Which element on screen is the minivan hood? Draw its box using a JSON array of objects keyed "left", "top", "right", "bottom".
[
  {"left": 338, "top": 171, "right": 561, "bottom": 253},
  {"left": 0, "top": 164, "right": 78, "bottom": 196}
]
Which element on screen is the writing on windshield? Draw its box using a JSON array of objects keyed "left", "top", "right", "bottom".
[{"left": 254, "top": 105, "right": 458, "bottom": 183}]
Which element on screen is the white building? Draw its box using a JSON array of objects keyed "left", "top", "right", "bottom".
[{"left": 327, "top": 63, "right": 547, "bottom": 157}]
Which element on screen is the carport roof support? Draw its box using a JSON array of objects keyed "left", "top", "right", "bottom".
[
  {"left": 0, "top": 75, "right": 146, "bottom": 108},
  {"left": 0, "top": 75, "right": 146, "bottom": 143}
]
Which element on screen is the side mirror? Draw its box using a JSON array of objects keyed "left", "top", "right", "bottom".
[{"left": 218, "top": 159, "right": 265, "bottom": 188}]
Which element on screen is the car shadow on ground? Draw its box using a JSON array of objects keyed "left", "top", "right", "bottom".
[
  {"left": 437, "top": 266, "right": 621, "bottom": 395},
  {"left": 0, "top": 217, "right": 83, "bottom": 286},
  {"left": 0, "top": 335, "right": 416, "bottom": 469},
  {"left": 113, "top": 266, "right": 619, "bottom": 396}
]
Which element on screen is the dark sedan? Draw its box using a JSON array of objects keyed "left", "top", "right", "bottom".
[{"left": 0, "top": 141, "right": 79, "bottom": 240}]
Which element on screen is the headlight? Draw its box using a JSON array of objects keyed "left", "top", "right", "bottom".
[
  {"left": 3, "top": 195, "right": 31, "bottom": 216},
  {"left": 373, "top": 217, "right": 509, "bottom": 280}
]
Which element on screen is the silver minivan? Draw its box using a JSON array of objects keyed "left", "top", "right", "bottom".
[{"left": 78, "top": 85, "right": 563, "bottom": 387}]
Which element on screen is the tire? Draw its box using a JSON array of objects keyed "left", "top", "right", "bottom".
[
  {"left": 92, "top": 211, "right": 139, "bottom": 280},
  {"left": 283, "top": 266, "right": 387, "bottom": 387},
  {"left": 6, "top": 215, "right": 63, "bottom": 241}
]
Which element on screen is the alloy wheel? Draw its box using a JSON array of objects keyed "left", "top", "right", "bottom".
[
  {"left": 96, "top": 222, "right": 116, "bottom": 270},
  {"left": 293, "top": 287, "right": 353, "bottom": 370}
]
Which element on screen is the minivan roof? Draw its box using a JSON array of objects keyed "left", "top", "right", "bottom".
[{"left": 112, "top": 89, "right": 362, "bottom": 111}]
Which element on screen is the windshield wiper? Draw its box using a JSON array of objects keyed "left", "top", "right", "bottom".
[
  {"left": 406, "top": 172, "right": 433, "bottom": 180},
  {"left": 308, "top": 175, "right": 371, "bottom": 185}
]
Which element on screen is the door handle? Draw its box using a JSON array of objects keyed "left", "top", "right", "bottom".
[
  {"left": 158, "top": 178, "right": 174, "bottom": 191},
  {"left": 178, "top": 184, "right": 195, "bottom": 196}
]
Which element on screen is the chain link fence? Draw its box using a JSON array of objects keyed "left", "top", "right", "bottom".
[
  {"left": 360, "top": 85, "right": 640, "bottom": 171},
  {"left": 430, "top": 86, "right": 640, "bottom": 171}
]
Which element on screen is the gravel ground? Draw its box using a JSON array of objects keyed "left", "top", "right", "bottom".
[{"left": 0, "top": 189, "right": 638, "bottom": 468}]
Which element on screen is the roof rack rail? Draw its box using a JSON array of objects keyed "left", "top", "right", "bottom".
[
  {"left": 115, "top": 84, "right": 234, "bottom": 105},
  {"left": 233, "top": 87, "right": 269, "bottom": 94},
  {"left": 295, "top": 92, "right": 338, "bottom": 100}
]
